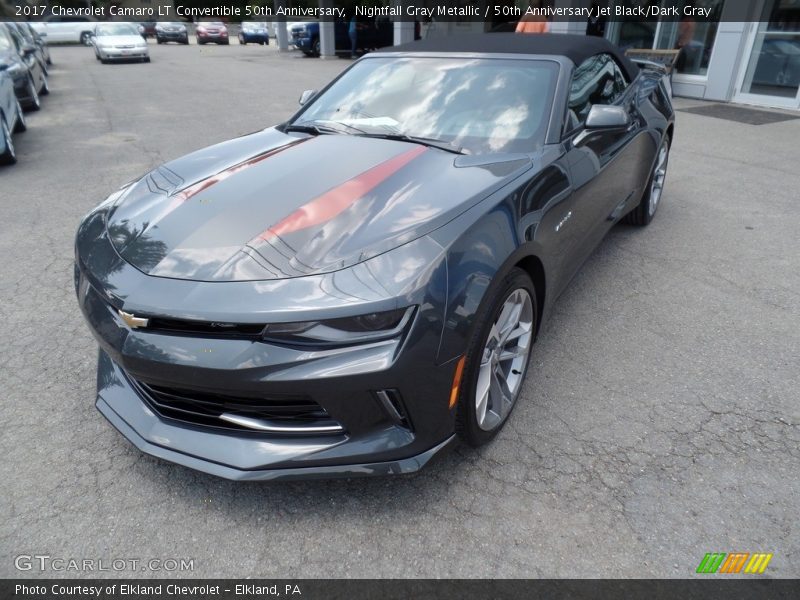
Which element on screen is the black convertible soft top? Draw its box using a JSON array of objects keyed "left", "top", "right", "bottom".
[{"left": 382, "top": 33, "right": 640, "bottom": 81}]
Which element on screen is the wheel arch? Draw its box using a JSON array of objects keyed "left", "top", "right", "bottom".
[{"left": 515, "top": 254, "right": 546, "bottom": 339}]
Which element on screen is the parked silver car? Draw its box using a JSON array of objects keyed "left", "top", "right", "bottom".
[{"left": 93, "top": 23, "right": 150, "bottom": 64}]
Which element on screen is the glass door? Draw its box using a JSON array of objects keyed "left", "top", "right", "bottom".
[{"left": 735, "top": 0, "right": 800, "bottom": 109}]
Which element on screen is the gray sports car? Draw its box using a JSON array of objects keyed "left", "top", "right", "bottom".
[{"left": 75, "top": 34, "right": 674, "bottom": 480}]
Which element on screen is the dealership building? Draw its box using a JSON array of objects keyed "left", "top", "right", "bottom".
[{"left": 274, "top": 0, "right": 799, "bottom": 111}]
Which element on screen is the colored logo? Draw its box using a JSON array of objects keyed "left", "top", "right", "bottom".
[{"left": 696, "top": 552, "right": 773, "bottom": 574}]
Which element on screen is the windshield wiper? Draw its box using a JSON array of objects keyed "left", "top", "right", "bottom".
[
  {"left": 284, "top": 120, "right": 365, "bottom": 136},
  {"left": 356, "top": 133, "right": 464, "bottom": 155}
]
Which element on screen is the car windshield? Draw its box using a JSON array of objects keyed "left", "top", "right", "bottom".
[
  {"left": 243, "top": 22, "right": 265, "bottom": 29},
  {"left": 292, "top": 57, "right": 559, "bottom": 155},
  {"left": 97, "top": 24, "right": 138, "bottom": 36},
  {"left": 199, "top": 22, "right": 224, "bottom": 27}
]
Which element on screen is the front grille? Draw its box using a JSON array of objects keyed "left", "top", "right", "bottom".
[
  {"left": 145, "top": 316, "right": 265, "bottom": 338},
  {"left": 116, "top": 44, "right": 135, "bottom": 49},
  {"left": 131, "top": 378, "right": 343, "bottom": 435}
]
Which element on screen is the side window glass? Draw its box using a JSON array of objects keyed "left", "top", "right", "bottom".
[{"left": 567, "top": 54, "right": 628, "bottom": 131}]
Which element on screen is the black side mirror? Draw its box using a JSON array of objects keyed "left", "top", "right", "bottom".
[
  {"left": 0, "top": 63, "right": 8, "bottom": 72},
  {"left": 22, "top": 43, "right": 37, "bottom": 56}
]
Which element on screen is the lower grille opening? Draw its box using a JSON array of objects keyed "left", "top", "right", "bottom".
[{"left": 131, "top": 378, "right": 343, "bottom": 435}]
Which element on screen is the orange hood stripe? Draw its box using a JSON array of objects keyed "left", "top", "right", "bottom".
[{"left": 259, "top": 145, "right": 427, "bottom": 241}]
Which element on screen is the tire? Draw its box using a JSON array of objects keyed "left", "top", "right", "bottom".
[
  {"left": 100, "top": 58, "right": 108, "bottom": 64},
  {"left": 197, "top": 38, "right": 204, "bottom": 45},
  {"left": 39, "top": 73, "right": 49, "bottom": 95},
  {"left": 144, "top": 56, "right": 151, "bottom": 63},
  {"left": 455, "top": 268, "right": 537, "bottom": 447},
  {"left": 239, "top": 35, "right": 245, "bottom": 45},
  {"left": 0, "top": 114, "right": 17, "bottom": 165},
  {"left": 223, "top": 39, "right": 230, "bottom": 45},
  {"left": 312, "top": 38, "right": 320, "bottom": 56},
  {"left": 157, "top": 38, "right": 163, "bottom": 44},
  {"left": 80, "top": 32, "right": 93, "bottom": 46},
  {"left": 623, "top": 136, "right": 671, "bottom": 227},
  {"left": 13, "top": 99, "right": 26, "bottom": 133},
  {"left": 25, "top": 76, "right": 41, "bottom": 111}
]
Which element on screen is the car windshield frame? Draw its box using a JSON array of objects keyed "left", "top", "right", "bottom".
[{"left": 288, "top": 54, "right": 562, "bottom": 156}]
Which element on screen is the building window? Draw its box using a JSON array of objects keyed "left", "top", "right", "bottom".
[
  {"left": 655, "top": 1, "right": 725, "bottom": 76},
  {"left": 606, "top": 0, "right": 725, "bottom": 77}
]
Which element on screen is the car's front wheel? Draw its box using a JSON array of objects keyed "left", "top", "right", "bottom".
[
  {"left": 80, "top": 32, "right": 93, "bottom": 46},
  {"left": 13, "top": 99, "right": 26, "bottom": 133},
  {"left": 624, "top": 136, "right": 670, "bottom": 226},
  {"left": 0, "top": 114, "right": 17, "bottom": 165},
  {"left": 25, "top": 76, "right": 41, "bottom": 111},
  {"left": 456, "top": 268, "right": 537, "bottom": 446}
]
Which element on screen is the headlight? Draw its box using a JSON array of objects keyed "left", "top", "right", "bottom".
[{"left": 262, "top": 307, "right": 414, "bottom": 346}]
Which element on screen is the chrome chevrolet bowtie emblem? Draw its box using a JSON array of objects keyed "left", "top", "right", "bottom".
[{"left": 118, "top": 310, "right": 149, "bottom": 329}]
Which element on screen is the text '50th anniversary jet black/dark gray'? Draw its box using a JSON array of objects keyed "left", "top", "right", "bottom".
[{"left": 75, "top": 34, "right": 674, "bottom": 481}]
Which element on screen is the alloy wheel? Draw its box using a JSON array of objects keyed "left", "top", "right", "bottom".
[
  {"left": 1, "top": 116, "right": 16, "bottom": 164},
  {"left": 14, "top": 99, "right": 26, "bottom": 133},
  {"left": 475, "top": 288, "right": 534, "bottom": 431},
  {"left": 27, "top": 76, "right": 40, "bottom": 110},
  {"left": 648, "top": 143, "right": 669, "bottom": 217}
]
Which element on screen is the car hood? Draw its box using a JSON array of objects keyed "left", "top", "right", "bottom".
[
  {"left": 96, "top": 35, "right": 144, "bottom": 46},
  {"left": 106, "top": 128, "right": 533, "bottom": 282}
]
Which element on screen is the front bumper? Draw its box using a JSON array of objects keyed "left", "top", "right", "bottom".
[
  {"left": 75, "top": 206, "right": 455, "bottom": 480},
  {"left": 292, "top": 36, "right": 312, "bottom": 50},
  {"left": 157, "top": 31, "right": 188, "bottom": 41},
  {"left": 96, "top": 350, "right": 455, "bottom": 481},
  {"left": 241, "top": 33, "right": 268, "bottom": 43},
  {"left": 198, "top": 33, "right": 228, "bottom": 42},
  {"left": 98, "top": 47, "right": 149, "bottom": 60}
]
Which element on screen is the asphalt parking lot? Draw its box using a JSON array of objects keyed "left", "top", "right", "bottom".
[{"left": 1, "top": 41, "right": 798, "bottom": 579}]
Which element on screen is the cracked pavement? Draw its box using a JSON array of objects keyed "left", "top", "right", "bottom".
[{"left": 1, "top": 44, "right": 798, "bottom": 579}]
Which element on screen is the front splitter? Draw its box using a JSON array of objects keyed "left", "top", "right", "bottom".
[{"left": 96, "top": 396, "right": 456, "bottom": 481}]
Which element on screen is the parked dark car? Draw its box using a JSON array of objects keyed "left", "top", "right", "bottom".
[
  {"left": 0, "top": 23, "right": 48, "bottom": 111},
  {"left": 8, "top": 21, "right": 51, "bottom": 70},
  {"left": 238, "top": 21, "right": 269, "bottom": 45},
  {"left": 155, "top": 22, "right": 189, "bottom": 45},
  {"left": 196, "top": 22, "right": 229, "bottom": 45},
  {"left": 291, "top": 17, "right": 392, "bottom": 57},
  {"left": 0, "top": 62, "right": 26, "bottom": 165},
  {"left": 75, "top": 34, "right": 674, "bottom": 481}
]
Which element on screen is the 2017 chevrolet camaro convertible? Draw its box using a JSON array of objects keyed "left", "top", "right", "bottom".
[{"left": 75, "top": 35, "right": 674, "bottom": 481}]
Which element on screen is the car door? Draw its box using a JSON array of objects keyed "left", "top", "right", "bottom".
[{"left": 555, "top": 54, "right": 644, "bottom": 283}]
